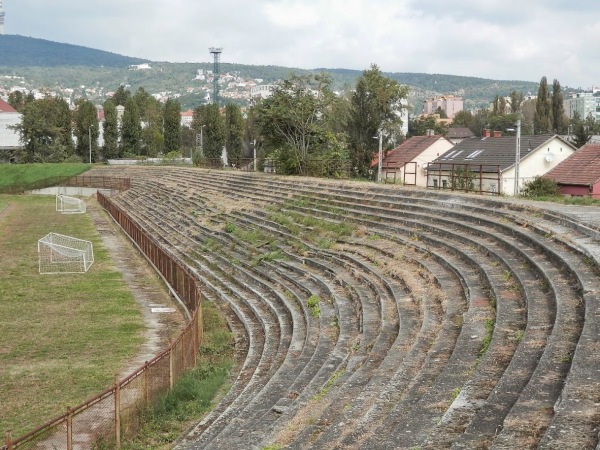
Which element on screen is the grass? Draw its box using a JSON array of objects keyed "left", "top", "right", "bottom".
[
  {"left": 307, "top": 294, "right": 321, "bottom": 317},
  {"left": 119, "top": 300, "right": 235, "bottom": 450},
  {"left": 0, "top": 194, "right": 144, "bottom": 437},
  {"left": 0, "top": 163, "right": 91, "bottom": 191},
  {"left": 522, "top": 195, "right": 600, "bottom": 206}
]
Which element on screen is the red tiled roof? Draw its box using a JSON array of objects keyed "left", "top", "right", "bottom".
[
  {"left": 379, "top": 135, "right": 450, "bottom": 167},
  {"left": 545, "top": 144, "right": 600, "bottom": 186},
  {"left": 0, "top": 98, "right": 17, "bottom": 113}
]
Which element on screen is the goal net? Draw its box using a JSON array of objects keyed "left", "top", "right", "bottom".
[
  {"left": 38, "top": 233, "right": 94, "bottom": 274},
  {"left": 56, "top": 194, "right": 86, "bottom": 214}
]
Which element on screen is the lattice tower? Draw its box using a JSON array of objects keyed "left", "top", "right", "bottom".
[{"left": 209, "top": 47, "right": 222, "bottom": 106}]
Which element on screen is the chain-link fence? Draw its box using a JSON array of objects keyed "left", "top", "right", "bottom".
[{"left": 3, "top": 191, "right": 203, "bottom": 450}]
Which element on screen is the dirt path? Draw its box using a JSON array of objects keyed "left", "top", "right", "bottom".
[{"left": 86, "top": 196, "right": 186, "bottom": 376}]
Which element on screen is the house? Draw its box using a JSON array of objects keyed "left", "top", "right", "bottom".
[
  {"left": 545, "top": 143, "right": 600, "bottom": 198},
  {"left": 0, "top": 98, "right": 22, "bottom": 163},
  {"left": 446, "top": 127, "right": 475, "bottom": 145},
  {"left": 428, "top": 131, "right": 577, "bottom": 195},
  {"left": 379, "top": 135, "right": 454, "bottom": 186}
]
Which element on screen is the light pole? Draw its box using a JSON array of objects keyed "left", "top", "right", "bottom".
[
  {"left": 373, "top": 130, "right": 383, "bottom": 182},
  {"left": 200, "top": 124, "right": 205, "bottom": 157},
  {"left": 252, "top": 139, "right": 257, "bottom": 172},
  {"left": 88, "top": 124, "right": 92, "bottom": 164},
  {"left": 513, "top": 119, "right": 521, "bottom": 196}
]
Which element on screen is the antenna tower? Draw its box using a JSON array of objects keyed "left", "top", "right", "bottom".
[
  {"left": 0, "top": 1, "right": 5, "bottom": 35},
  {"left": 209, "top": 47, "right": 222, "bottom": 106}
]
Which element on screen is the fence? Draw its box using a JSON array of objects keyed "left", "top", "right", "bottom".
[
  {"left": 0, "top": 176, "right": 131, "bottom": 194},
  {"left": 3, "top": 192, "right": 203, "bottom": 450},
  {"left": 425, "top": 162, "right": 502, "bottom": 195}
]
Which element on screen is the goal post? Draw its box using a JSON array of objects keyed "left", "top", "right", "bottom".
[
  {"left": 38, "top": 233, "right": 94, "bottom": 274},
  {"left": 56, "top": 194, "right": 86, "bottom": 214}
]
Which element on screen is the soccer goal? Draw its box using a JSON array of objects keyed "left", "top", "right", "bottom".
[
  {"left": 38, "top": 233, "right": 94, "bottom": 274},
  {"left": 56, "top": 194, "right": 86, "bottom": 214}
]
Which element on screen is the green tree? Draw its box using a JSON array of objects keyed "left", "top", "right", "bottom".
[
  {"left": 7, "top": 90, "right": 30, "bottom": 111},
  {"left": 102, "top": 100, "right": 119, "bottom": 159},
  {"left": 224, "top": 103, "right": 245, "bottom": 166},
  {"left": 112, "top": 85, "right": 131, "bottom": 106},
  {"left": 74, "top": 99, "right": 99, "bottom": 162},
  {"left": 492, "top": 95, "right": 507, "bottom": 115},
  {"left": 163, "top": 98, "right": 182, "bottom": 154},
  {"left": 12, "top": 96, "right": 74, "bottom": 162},
  {"left": 534, "top": 76, "right": 552, "bottom": 134},
  {"left": 121, "top": 97, "right": 142, "bottom": 156},
  {"left": 255, "top": 73, "right": 338, "bottom": 174},
  {"left": 193, "top": 104, "right": 226, "bottom": 160},
  {"left": 408, "top": 115, "right": 448, "bottom": 137},
  {"left": 551, "top": 79, "right": 566, "bottom": 134},
  {"left": 569, "top": 111, "right": 592, "bottom": 148},
  {"left": 435, "top": 106, "right": 448, "bottom": 119},
  {"left": 508, "top": 91, "right": 524, "bottom": 114},
  {"left": 346, "top": 65, "right": 409, "bottom": 177}
]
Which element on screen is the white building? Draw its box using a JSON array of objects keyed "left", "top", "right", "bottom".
[
  {"left": 250, "top": 85, "right": 276, "bottom": 100},
  {"left": 0, "top": 98, "right": 23, "bottom": 162},
  {"left": 564, "top": 92, "right": 600, "bottom": 121}
]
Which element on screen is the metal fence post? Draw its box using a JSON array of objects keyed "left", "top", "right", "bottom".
[
  {"left": 144, "top": 361, "right": 150, "bottom": 404},
  {"left": 169, "top": 340, "right": 174, "bottom": 390},
  {"left": 114, "top": 381, "right": 121, "bottom": 448},
  {"left": 66, "top": 407, "right": 72, "bottom": 450}
]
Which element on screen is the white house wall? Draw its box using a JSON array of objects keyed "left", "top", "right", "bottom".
[
  {"left": 501, "top": 137, "right": 575, "bottom": 195},
  {"left": 384, "top": 138, "right": 453, "bottom": 187}
]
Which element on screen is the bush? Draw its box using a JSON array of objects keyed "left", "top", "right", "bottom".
[{"left": 520, "top": 176, "right": 560, "bottom": 197}]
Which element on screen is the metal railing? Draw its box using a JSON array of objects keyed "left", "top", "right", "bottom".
[
  {"left": 425, "top": 163, "right": 502, "bottom": 195},
  {"left": 3, "top": 192, "right": 203, "bottom": 450},
  {"left": 195, "top": 157, "right": 352, "bottom": 178}
]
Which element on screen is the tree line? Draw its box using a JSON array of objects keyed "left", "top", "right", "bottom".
[
  {"left": 8, "top": 65, "right": 409, "bottom": 178},
  {"left": 9, "top": 69, "right": 596, "bottom": 171}
]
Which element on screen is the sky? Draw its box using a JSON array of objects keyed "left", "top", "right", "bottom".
[{"left": 3, "top": 0, "right": 600, "bottom": 89}]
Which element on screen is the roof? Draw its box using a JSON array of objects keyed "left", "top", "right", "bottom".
[
  {"left": 545, "top": 144, "right": 600, "bottom": 186},
  {"left": 380, "top": 135, "right": 450, "bottom": 167},
  {"left": 0, "top": 98, "right": 17, "bottom": 113},
  {"left": 446, "top": 127, "right": 475, "bottom": 139},
  {"left": 432, "top": 134, "right": 574, "bottom": 170}
]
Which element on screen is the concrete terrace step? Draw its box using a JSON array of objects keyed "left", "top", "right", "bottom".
[{"left": 88, "top": 166, "right": 600, "bottom": 449}]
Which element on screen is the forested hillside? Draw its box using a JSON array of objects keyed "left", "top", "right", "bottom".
[
  {"left": 0, "top": 35, "right": 148, "bottom": 67},
  {"left": 0, "top": 34, "right": 541, "bottom": 111}
]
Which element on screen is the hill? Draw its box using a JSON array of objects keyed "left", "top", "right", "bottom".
[
  {"left": 0, "top": 34, "right": 149, "bottom": 67},
  {"left": 0, "top": 35, "right": 541, "bottom": 111}
]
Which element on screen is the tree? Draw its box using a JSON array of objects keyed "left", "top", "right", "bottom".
[
  {"left": 492, "top": 95, "right": 507, "bottom": 115},
  {"left": 73, "top": 99, "right": 98, "bottom": 162},
  {"left": 12, "top": 96, "right": 74, "bottom": 162},
  {"left": 568, "top": 111, "right": 592, "bottom": 148},
  {"left": 346, "top": 65, "right": 408, "bottom": 177},
  {"left": 551, "top": 79, "right": 566, "bottom": 134},
  {"left": 534, "top": 76, "right": 552, "bottom": 134},
  {"left": 7, "top": 90, "right": 31, "bottom": 111},
  {"left": 121, "top": 97, "right": 142, "bottom": 156},
  {"left": 224, "top": 103, "right": 245, "bottom": 166},
  {"left": 163, "top": 98, "right": 182, "bottom": 154},
  {"left": 508, "top": 91, "right": 524, "bottom": 114},
  {"left": 102, "top": 100, "right": 119, "bottom": 159},
  {"left": 435, "top": 106, "right": 448, "bottom": 119},
  {"left": 192, "top": 103, "right": 226, "bottom": 160},
  {"left": 408, "top": 115, "right": 448, "bottom": 137},
  {"left": 111, "top": 85, "right": 131, "bottom": 106},
  {"left": 255, "top": 73, "right": 338, "bottom": 174}
]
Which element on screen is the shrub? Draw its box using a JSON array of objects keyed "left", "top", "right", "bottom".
[{"left": 520, "top": 176, "right": 560, "bottom": 197}]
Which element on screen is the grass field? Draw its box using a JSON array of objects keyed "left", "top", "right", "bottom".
[
  {"left": 0, "top": 194, "right": 145, "bottom": 437},
  {"left": 0, "top": 163, "right": 92, "bottom": 190}
]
